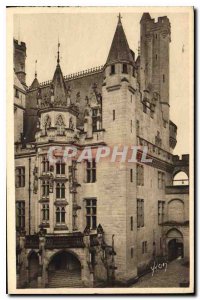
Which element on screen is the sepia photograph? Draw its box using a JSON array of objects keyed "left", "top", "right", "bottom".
[{"left": 7, "top": 6, "right": 194, "bottom": 294}]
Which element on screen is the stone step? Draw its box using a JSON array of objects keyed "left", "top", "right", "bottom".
[{"left": 48, "top": 270, "right": 82, "bottom": 288}]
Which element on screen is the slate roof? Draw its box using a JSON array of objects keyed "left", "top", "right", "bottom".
[{"left": 106, "top": 16, "right": 134, "bottom": 65}]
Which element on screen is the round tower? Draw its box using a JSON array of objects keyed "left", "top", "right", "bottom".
[
  {"left": 13, "top": 39, "right": 27, "bottom": 87},
  {"left": 102, "top": 14, "right": 137, "bottom": 145}
]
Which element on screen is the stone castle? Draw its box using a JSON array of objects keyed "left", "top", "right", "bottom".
[{"left": 14, "top": 13, "right": 189, "bottom": 288}]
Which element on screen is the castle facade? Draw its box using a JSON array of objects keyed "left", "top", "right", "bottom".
[{"left": 14, "top": 13, "right": 189, "bottom": 288}]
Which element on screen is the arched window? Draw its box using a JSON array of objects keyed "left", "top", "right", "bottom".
[
  {"left": 42, "top": 156, "right": 49, "bottom": 173},
  {"left": 41, "top": 180, "right": 50, "bottom": 197},
  {"left": 173, "top": 172, "right": 189, "bottom": 186},
  {"left": 122, "top": 63, "right": 128, "bottom": 74},
  {"left": 41, "top": 204, "right": 49, "bottom": 221},
  {"left": 56, "top": 206, "right": 66, "bottom": 224},
  {"left": 56, "top": 115, "right": 65, "bottom": 135},
  {"left": 56, "top": 183, "right": 65, "bottom": 199},
  {"left": 110, "top": 64, "right": 115, "bottom": 75},
  {"left": 56, "top": 159, "right": 65, "bottom": 175}
]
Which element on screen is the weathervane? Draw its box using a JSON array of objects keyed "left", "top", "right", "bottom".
[
  {"left": 118, "top": 13, "right": 122, "bottom": 23},
  {"left": 57, "top": 36, "right": 60, "bottom": 64},
  {"left": 35, "top": 60, "right": 37, "bottom": 78}
]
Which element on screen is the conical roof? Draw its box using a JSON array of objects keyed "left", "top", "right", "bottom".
[
  {"left": 52, "top": 62, "right": 67, "bottom": 104},
  {"left": 30, "top": 77, "right": 40, "bottom": 90},
  {"left": 106, "top": 15, "right": 133, "bottom": 65}
]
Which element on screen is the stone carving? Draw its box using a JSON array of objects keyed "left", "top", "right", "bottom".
[
  {"left": 55, "top": 115, "right": 65, "bottom": 127},
  {"left": 43, "top": 115, "right": 51, "bottom": 133},
  {"left": 66, "top": 86, "right": 72, "bottom": 106},
  {"left": 76, "top": 92, "right": 81, "bottom": 104},
  {"left": 69, "top": 117, "right": 74, "bottom": 130},
  {"left": 155, "top": 131, "right": 162, "bottom": 147}
]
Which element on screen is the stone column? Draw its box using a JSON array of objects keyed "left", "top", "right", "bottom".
[
  {"left": 82, "top": 235, "right": 93, "bottom": 287},
  {"left": 37, "top": 264, "right": 43, "bottom": 288},
  {"left": 39, "top": 236, "right": 46, "bottom": 287}
]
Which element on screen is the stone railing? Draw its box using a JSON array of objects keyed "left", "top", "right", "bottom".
[
  {"left": 137, "top": 136, "right": 173, "bottom": 163},
  {"left": 32, "top": 66, "right": 104, "bottom": 89},
  {"left": 25, "top": 235, "right": 39, "bottom": 249},
  {"left": 36, "top": 128, "right": 77, "bottom": 144},
  {"left": 45, "top": 234, "right": 85, "bottom": 249},
  {"left": 64, "top": 65, "right": 104, "bottom": 81},
  {"left": 165, "top": 185, "right": 189, "bottom": 194},
  {"left": 161, "top": 220, "right": 189, "bottom": 226}
]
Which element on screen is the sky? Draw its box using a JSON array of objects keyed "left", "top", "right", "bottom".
[{"left": 13, "top": 8, "right": 192, "bottom": 156}]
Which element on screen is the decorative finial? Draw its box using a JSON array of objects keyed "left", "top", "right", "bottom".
[
  {"left": 35, "top": 60, "right": 37, "bottom": 78},
  {"left": 118, "top": 13, "right": 122, "bottom": 24},
  {"left": 57, "top": 37, "right": 60, "bottom": 64}
]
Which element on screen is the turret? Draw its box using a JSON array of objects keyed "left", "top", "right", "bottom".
[
  {"left": 13, "top": 39, "right": 27, "bottom": 88},
  {"left": 104, "top": 14, "right": 135, "bottom": 87},
  {"left": 29, "top": 60, "right": 40, "bottom": 90},
  {"left": 102, "top": 14, "right": 138, "bottom": 144},
  {"left": 35, "top": 42, "right": 79, "bottom": 143},
  {"left": 140, "top": 13, "right": 171, "bottom": 121}
]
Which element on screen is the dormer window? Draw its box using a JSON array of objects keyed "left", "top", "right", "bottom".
[
  {"left": 122, "top": 64, "right": 128, "bottom": 74},
  {"left": 92, "top": 109, "right": 98, "bottom": 132},
  {"left": 110, "top": 64, "right": 115, "bottom": 75},
  {"left": 56, "top": 115, "right": 65, "bottom": 135}
]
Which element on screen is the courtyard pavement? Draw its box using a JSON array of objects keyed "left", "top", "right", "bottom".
[{"left": 131, "top": 258, "right": 189, "bottom": 288}]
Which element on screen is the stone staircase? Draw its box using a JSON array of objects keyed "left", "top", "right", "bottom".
[
  {"left": 48, "top": 270, "right": 83, "bottom": 288},
  {"left": 29, "top": 278, "right": 38, "bottom": 288}
]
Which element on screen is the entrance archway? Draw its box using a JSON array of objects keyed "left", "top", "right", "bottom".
[
  {"left": 168, "top": 239, "right": 184, "bottom": 261},
  {"left": 28, "top": 251, "right": 39, "bottom": 288},
  {"left": 166, "top": 228, "right": 184, "bottom": 261},
  {"left": 47, "top": 251, "right": 82, "bottom": 287}
]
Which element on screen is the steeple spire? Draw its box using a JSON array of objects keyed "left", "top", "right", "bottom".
[
  {"left": 57, "top": 38, "right": 60, "bottom": 64},
  {"left": 51, "top": 41, "right": 68, "bottom": 105},
  {"left": 35, "top": 60, "right": 37, "bottom": 78},
  {"left": 118, "top": 13, "right": 122, "bottom": 24},
  {"left": 106, "top": 14, "right": 133, "bottom": 65}
]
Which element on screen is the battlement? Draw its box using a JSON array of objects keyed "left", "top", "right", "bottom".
[
  {"left": 141, "top": 13, "right": 170, "bottom": 35},
  {"left": 14, "top": 39, "right": 26, "bottom": 51},
  {"left": 173, "top": 154, "right": 189, "bottom": 164}
]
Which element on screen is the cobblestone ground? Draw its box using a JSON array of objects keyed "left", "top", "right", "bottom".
[{"left": 132, "top": 259, "right": 189, "bottom": 288}]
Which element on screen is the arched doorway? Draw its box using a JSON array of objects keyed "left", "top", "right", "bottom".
[
  {"left": 167, "top": 229, "right": 184, "bottom": 261},
  {"left": 28, "top": 251, "right": 39, "bottom": 288},
  {"left": 173, "top": 171, "right": 189, "bottom": 186},
  {"left": 47, "top": 251, "right": 82, "bottom": 288}
]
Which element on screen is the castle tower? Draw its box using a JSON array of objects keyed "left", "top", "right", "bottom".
[
  {"left": 13, "top": 39, "right": 27, "bottom": 88},
  {"left": 14, "top": 72, "right": 26, "bottom": 143},
  {"left": 140, "top": 13, "right": 171, "bottom": 121},
  {"left": 100, "top": 14, "right": 139, "bottom": 282},
  {"left": 102, "top": 14, "right": 137, "bottom": 145}
]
